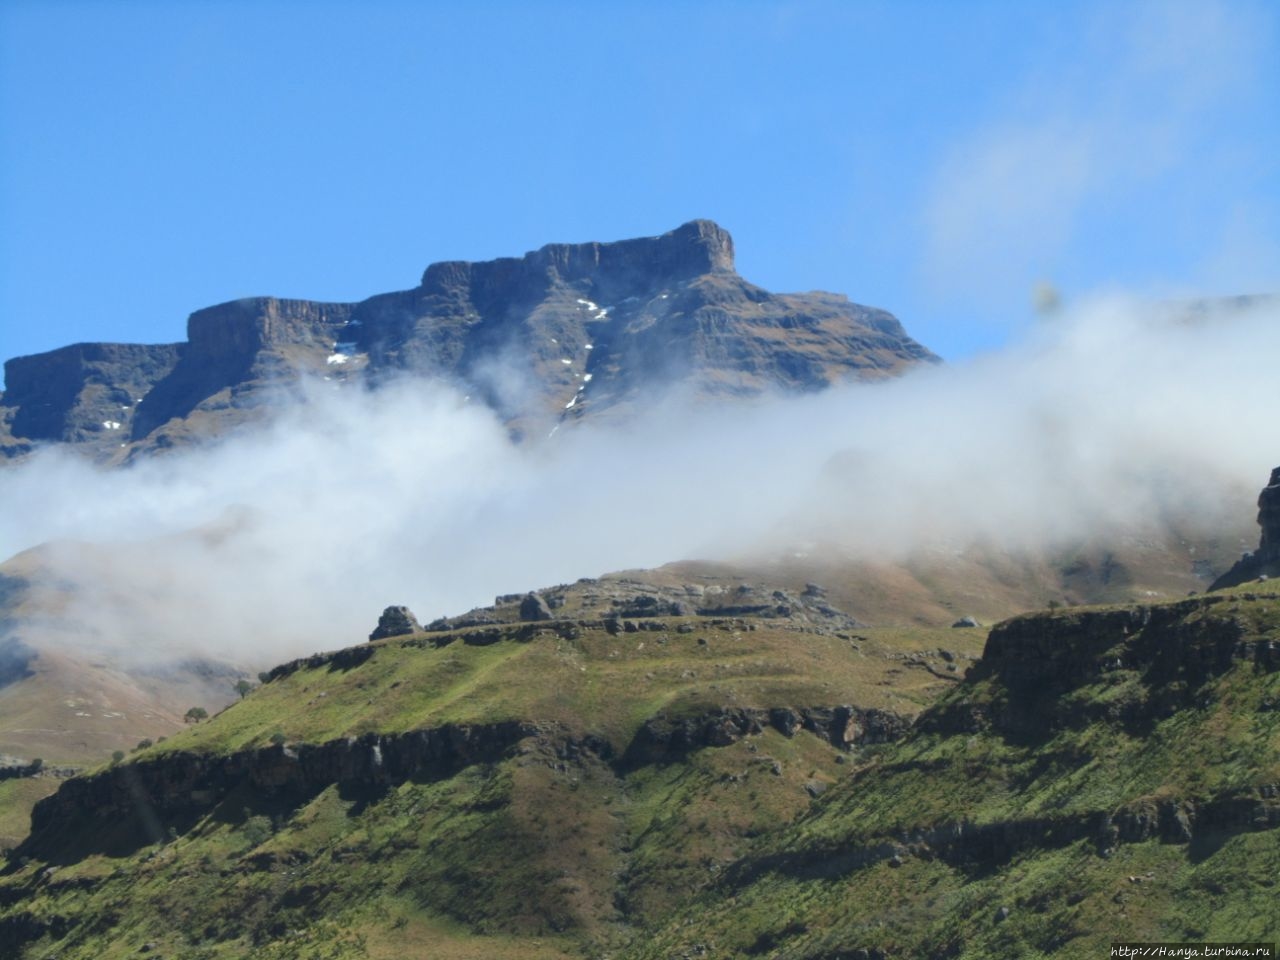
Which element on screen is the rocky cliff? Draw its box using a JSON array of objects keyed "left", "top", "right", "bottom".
[
  {"left": 0, "top": 342, "right": 181, "bottom": 458},
  {"left": 0, "top": 221, "right": 937, "bottom": 462},
  {"left": 1210, "top": 465, "right": 1280, "bottom": 588}
]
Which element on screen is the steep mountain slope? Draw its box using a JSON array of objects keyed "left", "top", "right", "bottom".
[
  {"left": 2, "top": 577, "right": 1276, "bottom": 958},
  {"left": 0, "top": 220, "right": 937, "bottom": 462}
]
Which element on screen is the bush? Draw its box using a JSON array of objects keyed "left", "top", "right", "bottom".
[
  {"left": 241, "top": 814, "right": 273, "bottom": 849},
  {"left": 111, "top": 750, "right": 125, "bottom": 764}
]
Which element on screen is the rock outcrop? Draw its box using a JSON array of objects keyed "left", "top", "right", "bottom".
[
  {"left": 17, "top": 721, "right": 541, "bottom": 860},
  {"left": 1, "top": 221, "right": 938, "bottom": 462},
  {"left": 427, "top": 574, "right": 865, "bottom": 635},
  {"left": 1210, "top": 465, "right": 1280, "bottom": 589},
  {"left": 518, "top": 592, "right": 553, "bottom": 622},
  {"left": 368, "top": 605, "right": 422, "bottom": 642}
]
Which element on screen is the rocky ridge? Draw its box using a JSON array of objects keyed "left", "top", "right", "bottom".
[
  {"left": 420, "top": 573, "right": 866, "bottom": 636},
  {"left": 0, "top": 220, "right": 937, "bottom": 462}
]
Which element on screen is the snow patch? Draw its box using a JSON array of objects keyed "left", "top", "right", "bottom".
[
  {"left": 582, "top": 373, "right": 593, "bottom": 383},
  {"left": 561, "top": 358, "right": 572, "bottom": 365},
  {"left": 102, "top": 421, "right": 122, "bottom": 430},
  {"left": 326, "top": 354, "right": 349, "bottom": 365}
]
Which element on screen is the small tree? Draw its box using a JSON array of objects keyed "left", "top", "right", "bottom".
[
  {"left": 268, "top": 731, "right": 286, "bottom": 746},
  {"left": 111, "top": 750, "right": 125, "bottom": 764},
  {"left": 233, "top": 679, "right": 253, "bottom": 699},
  {"left": 135, "top": 738, "right": 153, "bottom": 752},
  {"left": 184, "top": 706, "right": 208, "bottom": 723}
]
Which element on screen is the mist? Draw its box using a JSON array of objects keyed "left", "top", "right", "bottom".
[{"left": 1, "top": 294, "right": 1276, "bottom": 664}]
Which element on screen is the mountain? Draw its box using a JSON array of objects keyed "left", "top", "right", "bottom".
[{"left": 0, "top": 220, "right": 937, "bottom": 462}]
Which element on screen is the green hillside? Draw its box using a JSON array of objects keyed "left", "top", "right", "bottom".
[{"left": 2, "top": 585, "right": 1277, "bottom": 959}]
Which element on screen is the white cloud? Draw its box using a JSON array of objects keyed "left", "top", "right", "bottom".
[{"left": 0, "top": 295, "right": 1276, "bottom": 666}]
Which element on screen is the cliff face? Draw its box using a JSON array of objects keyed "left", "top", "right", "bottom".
[
  {"left": 0, "top": 221, "right": 937, "bottom": 461},
  {"left": 1, "top": 342, "right": 181, "bottom": 457},
  {"left": 921, "top": 592, "right": 1280, "bottom": 740}
]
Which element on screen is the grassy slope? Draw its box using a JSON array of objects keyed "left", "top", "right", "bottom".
[
  {"left": 0, "top": 778, "right": 59, "bottom": 850},
  {"left": 0, "top": 619, "right": 977, "bottom": 959},
  {"left": 141, "top": 620, "right": 972, "bottom": 761},
  {"left": 626, "top": 585, "right": 1280, "bottom": 959},
  {"left": 5, "top": 588, "right": 1278, "bottom": 959}
]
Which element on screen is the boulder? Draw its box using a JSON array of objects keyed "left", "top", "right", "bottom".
[
  {"left": 952, "top": 616, "right": 980, "bottom": 628},
  {"left": 519, "top": 592, "right": 553, "bottom": 622},
  {"left": 368, "top": 606, "right": 422, "bottom": 642}
]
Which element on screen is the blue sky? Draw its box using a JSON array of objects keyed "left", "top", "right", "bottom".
[{"left": 2, "top": 0, "right": 1277, "bottom": 376}]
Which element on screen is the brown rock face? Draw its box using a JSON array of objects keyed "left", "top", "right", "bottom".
[{"left": 1, "top": 220, "right": 938, "bottom": 462}]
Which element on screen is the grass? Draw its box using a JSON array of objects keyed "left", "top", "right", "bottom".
[
  {"left": 0, "top": 777, "right": 60, "bottom": 851},
  {"left": 133, "top": 620, "right": 979, "bottom": 763},
  {"left": 4, "top": 591, "right": 1278, "bottom": 958}
]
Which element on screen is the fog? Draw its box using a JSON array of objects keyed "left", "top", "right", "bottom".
[{"left": 1, "top": 294, "right": 1276, "bottom": 664}]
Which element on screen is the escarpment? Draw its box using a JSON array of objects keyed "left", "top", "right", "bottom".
[
  {"left": 918, "top": 591, "right": 1280, "bottom": 739},
  {"left": 0, "top": 220, "right": 937, "bottom": 463}
]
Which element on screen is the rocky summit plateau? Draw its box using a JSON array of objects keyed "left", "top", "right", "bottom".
[{"left": 0, "top": 220, "right": 937, "bottom": 462}]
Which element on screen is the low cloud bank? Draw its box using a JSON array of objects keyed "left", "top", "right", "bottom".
[{"left": 0, "top": 295, "right": 1275, "bottom": 663}]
